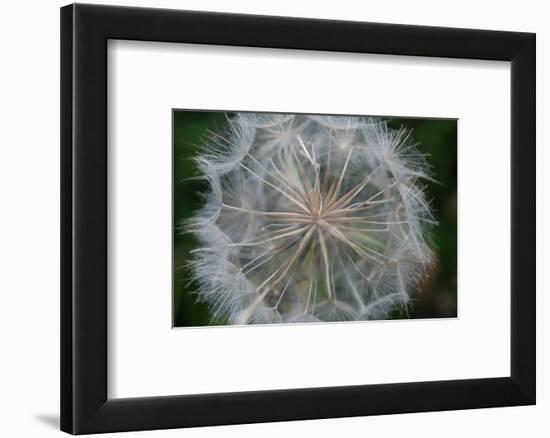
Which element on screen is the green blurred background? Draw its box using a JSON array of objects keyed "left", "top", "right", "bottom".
[{"left": 173, "top": 111, "right": 457, "bottom": 327}]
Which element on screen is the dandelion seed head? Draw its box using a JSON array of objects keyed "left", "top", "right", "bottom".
[{"left": 186, "top": 113, "right": 435, "bottom": 324}]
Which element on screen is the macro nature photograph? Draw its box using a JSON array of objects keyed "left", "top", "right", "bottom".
[{"left": 173, "top": 111, "right": 457, "bottom": 327}]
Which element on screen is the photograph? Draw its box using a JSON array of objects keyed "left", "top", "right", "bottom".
[{"left": 173, "top": 111, "right": 457, "bottom": 327}]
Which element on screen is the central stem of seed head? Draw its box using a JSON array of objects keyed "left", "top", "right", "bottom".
[{"left": 310, "top": 201, "right": 322, "bottom": 226}]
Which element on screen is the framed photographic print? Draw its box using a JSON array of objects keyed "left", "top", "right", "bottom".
[{"left": 61, "top": 3, "right": 535, "bottom": 435}]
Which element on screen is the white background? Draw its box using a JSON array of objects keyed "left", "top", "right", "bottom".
[
  {"left": 0, "top": 0, "right": 547, "bottom": 437},
  {"left": 109, "top": 41, "right": 510, "bottom": 398}
]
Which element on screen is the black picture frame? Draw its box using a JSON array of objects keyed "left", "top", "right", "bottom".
[{"left": 60, "top": 3, "right": 536, "bottom": 435}]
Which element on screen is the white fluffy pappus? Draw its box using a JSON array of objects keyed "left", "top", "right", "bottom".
[{"left": 184, "top": 113, "right": 436, "bottom": 325}]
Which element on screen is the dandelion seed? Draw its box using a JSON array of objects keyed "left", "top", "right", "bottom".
[{"left": 186, "top": 113, "right": 435, "bottom": 324}]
